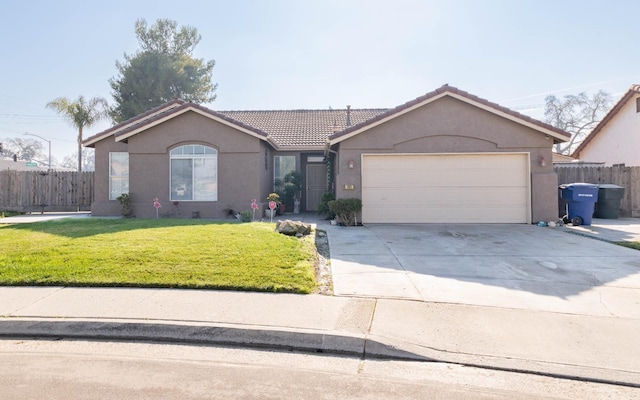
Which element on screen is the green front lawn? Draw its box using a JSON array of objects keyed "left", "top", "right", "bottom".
[{"left": 0, "top": 219, "right": 317, "bottom": 293}]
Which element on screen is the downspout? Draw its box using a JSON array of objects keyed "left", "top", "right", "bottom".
[{"left": 325, "top": 140, "right": 338, "bottom": 193}]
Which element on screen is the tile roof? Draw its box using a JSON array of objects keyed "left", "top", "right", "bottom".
[
  {"left": 83, "top": 84, "right": 571, "bottom": 150},
  {"left": 219, "top": 109, "right": 388, "bottom": 148},
  {"left": 329, "top": 84, "right": 571, "bottom": 143},
  {"left": 571, "top": 84, "right": 640, "bottom": 158}
]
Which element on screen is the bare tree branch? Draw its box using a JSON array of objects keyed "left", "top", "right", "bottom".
[{"left": 544, "top": 90, "right": 611, "bottom": 155}]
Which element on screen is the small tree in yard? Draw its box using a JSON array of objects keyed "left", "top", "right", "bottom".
[{"left": 544, "top": 90, "right": 612, "bottom": 155}]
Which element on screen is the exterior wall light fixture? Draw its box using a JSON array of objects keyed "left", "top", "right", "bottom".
[{"left": 539, "top": 156, "right": 546, "bottom": 167}]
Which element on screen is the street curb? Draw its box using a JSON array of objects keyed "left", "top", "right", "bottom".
[
  {"left": 0, "top": 318, "right": 424, "bottom": 361},
  {"left": 1, "top": 317, "right": 639, "bottom": 388},
  {"left": 365, "top": 334, "right": 640, "bottom": 389}
]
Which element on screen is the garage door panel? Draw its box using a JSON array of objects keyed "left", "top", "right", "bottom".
[
  {"left": 362, "top": 153, "right": 530, "bottom": 224},
  {"left": 363, "top": 187, "right": 527, "bottom": 207},
  {"left": 363, "top": 171, "right": 525, "bottom": 188},
  {"left": 364, "top": 205, "right": 528, "bottom": 224}
]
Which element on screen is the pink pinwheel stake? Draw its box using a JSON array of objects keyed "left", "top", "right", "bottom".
[
  {"left": 250, "top": 199, "right": 258, "bottom": 221},
  {"left": 153, "top": 198, "right": 162, "bottom": 219}
]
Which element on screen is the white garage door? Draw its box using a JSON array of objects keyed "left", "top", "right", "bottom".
[{"left": 362, "top": 153, "right": 530, "bottom": 223}]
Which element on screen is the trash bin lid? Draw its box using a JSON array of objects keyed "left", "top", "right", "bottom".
[
  {"left": 562, "top": 182, "right": 599, "bottom": 188},
  {"left": 597, "top": 184, "right": 624, "bottom": 189},
  {"left": 559, "top": 182, "right": 599, "bottom": 190}
]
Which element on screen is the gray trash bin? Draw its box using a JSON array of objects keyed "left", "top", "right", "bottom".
[{"left": 594, "top": 184, "right": 625, "bottom": 219}]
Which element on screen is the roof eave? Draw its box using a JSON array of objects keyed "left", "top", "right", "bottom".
[
  {"left": 115, "top": 105, "right": 269, "bottom": 143},
  {"left": 82, "top": 99, "right": 186, "bottom": 147},
  {"left": 267, "top": 140, "right": 325, "bottom": 152}
]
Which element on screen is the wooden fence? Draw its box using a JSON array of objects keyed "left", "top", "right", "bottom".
[
  {"left": 555, "top": 165, "right": 640, "bottom": 218},
  {"left": 0, "top": 170, "right": 94, "bottom": 212}
]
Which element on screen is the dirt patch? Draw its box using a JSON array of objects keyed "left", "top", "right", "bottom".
[{"left": 314, "top": 229, "right": 333, "bottom": 295}]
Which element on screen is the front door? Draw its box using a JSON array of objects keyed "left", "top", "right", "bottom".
[{"left": 306, "top": 163, "right": 327, "bottom": 212}]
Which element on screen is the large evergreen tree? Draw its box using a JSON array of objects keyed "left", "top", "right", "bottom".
[{"left": 110, "top": 19, "right": 217, "bottom": 123}]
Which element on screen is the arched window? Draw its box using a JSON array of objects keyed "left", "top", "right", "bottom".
[{"left": 170, "top": 145, "right": 217, "bottom": 201}]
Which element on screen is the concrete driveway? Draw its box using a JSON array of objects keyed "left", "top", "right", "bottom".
[{"left": 325, "top": 223, "right": 640, "bottom": 318}]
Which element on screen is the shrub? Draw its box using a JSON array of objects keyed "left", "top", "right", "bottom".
[
  {"left": 116, "top": 193, "right": 132, "bottom": 216},
  {"left": 328, "top": 198, "right": 362, "bottom": 226},
  {"left": 317, "top": 191, "right": 336, "bottom": 219},
  {"left": 280, "top": 171, "right": 303, "bottom": 206},
  {"left": 237, "top": 210, "right": 252, "bottom": 222}
]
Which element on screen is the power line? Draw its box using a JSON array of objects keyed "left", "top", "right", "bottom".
[{"left": 0, "top": 113, "right": 63, "bottom": 119}]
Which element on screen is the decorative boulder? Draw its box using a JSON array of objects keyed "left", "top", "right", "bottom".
[{"left": 275, "top": 220, "right": 312, "bottom": 237}]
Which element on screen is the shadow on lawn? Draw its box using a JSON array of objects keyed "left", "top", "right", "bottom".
[{"left": 0, "top": 218, "right": 241, "bottom": 239}]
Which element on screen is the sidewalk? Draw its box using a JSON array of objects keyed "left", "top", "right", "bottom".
[{"left": 1, "top": 286, "right": 639, "bottom": 387}]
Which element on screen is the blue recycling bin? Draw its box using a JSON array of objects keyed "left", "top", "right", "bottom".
[{"left": 559, "top": 183, "right": 599, "bottom": 226}]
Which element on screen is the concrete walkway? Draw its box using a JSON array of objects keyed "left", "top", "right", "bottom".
[{"left": 0, "top": 212, "right": 91, "bottom": 223}]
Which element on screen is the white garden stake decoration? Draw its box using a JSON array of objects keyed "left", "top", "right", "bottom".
[{"left": 153, "top": 198, "right": 162, "bottom": 219}]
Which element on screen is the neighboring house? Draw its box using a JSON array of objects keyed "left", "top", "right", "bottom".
[
  {"left": 572, "top": 84, "right": 640, "bottom": 166},
  {"left": 83, "top": 84, "right": 569, "bottom": 223}
]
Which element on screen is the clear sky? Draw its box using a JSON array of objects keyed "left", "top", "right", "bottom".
[{"left": 1, "top": 0, "right": 639, "bottom": 162}]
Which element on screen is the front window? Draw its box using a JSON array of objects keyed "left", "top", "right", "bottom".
[
  {"left": 274, "top": 155, "right": 296, "bottom": 189},
  {"left": 170, "top": 145, "right": 217, "bottom": 201},
  {"left": 109, "top": 152, "right": 129, "bottom": 200}
]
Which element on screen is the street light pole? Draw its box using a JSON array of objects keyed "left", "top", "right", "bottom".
[{"left": 23, "top": 132, "right": 52, "bottom": 169}]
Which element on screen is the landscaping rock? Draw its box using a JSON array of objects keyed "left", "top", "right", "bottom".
[{"left": 275, "top": 220, "right": 312, "bottom": 236}]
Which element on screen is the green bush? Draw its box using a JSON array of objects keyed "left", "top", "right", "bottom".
[
  {"left": 328, "top": 198, "right": 362, "bottom": 226},
  {"left": 280, "top": 171, "right": 303, "bottom": 206},
  {"left": 317, "top": 191, "right": 336, "bottom": 219},
  {"left": 237, "top": 210, "right": 252, "bottom": 222}
]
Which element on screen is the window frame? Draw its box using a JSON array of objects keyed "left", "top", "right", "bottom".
[
  {"left": 274, "top": 155, "right": 296, "bottom": 190},
  {"left": 170, "top": 144, "right": 218, "bottom": 202},
  {"left": 109, "top": 152, "right": 129, "bottom": 200}
]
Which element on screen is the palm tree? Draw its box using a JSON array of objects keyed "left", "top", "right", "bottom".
[{"left": 46, "top": 96, "right": 108, "bottom": 172}]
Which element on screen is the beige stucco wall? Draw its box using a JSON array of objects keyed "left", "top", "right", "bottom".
[
  {"left": 578, "top": 94, "right": 640, "bottom": 166},
  {"left": 91, "top": 111, "right": 269, "bottom": 218},
  {"left": 333, "top": 96, "right": 558, "bottom": 223},
  {"left": 91, "top": 139, "right": 129, "bottom": 216}
]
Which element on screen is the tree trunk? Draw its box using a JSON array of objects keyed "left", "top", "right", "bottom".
[{"left": 77, "top": 126, "right": 83, "bottom": 172}]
